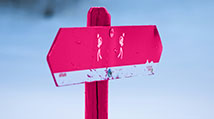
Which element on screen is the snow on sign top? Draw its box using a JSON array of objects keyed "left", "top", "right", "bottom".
[{"left": 47, "top": 25, "right": 163, "bottom": 87}]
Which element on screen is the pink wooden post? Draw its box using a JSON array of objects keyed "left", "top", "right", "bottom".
[
  {"left": 85, "top": 7, "right": 111, "bottom": 119},
  {"left": 47, "top": 7, "right": 163, "bottom": 119}
]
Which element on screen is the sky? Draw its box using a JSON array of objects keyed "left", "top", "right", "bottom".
[{"left": 0, "top": 0, "right": 214, "bottom": 119}]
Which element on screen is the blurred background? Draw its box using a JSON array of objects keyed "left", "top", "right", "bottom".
[{"left": 0, "top": 0, "right": 213, "bottom": 119}]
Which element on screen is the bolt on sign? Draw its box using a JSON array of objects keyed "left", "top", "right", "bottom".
[{"left": 47, "top": 25, "right": 162, "bottom": 86}]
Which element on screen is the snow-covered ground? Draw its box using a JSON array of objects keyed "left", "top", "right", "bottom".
[{"left": 0, "top": 0, "right": 214, "bottom": 119}]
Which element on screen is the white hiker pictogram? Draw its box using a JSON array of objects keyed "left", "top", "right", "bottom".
[
  {"left": 97, "top": 34, "right": 103, "bottom": 61},
  {"left": 118, "top": 33, "right": 125, "bottom": 59}
]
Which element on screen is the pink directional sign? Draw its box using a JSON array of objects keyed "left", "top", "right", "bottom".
[{"left": 47, "top": 25, "right": 162, "bottom": 86}]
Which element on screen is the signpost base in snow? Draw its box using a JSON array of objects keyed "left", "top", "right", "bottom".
[{"left": 85, "top": 7, "right": 110, "bottom": 119}]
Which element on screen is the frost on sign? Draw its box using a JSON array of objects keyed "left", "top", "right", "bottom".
[
  {"left": 54, "top": 60, "right": 157, "bottom": 86},
  {"left": 47, "top": 26, "right": 162, "bottom": 86}
]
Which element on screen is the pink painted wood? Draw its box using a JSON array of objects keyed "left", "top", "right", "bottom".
[
  {"left": 85, "top": 7, "right": 110, "bottom": 119},
  {"left": 46, "top": 7, "right": 163, "bottom": 119}
]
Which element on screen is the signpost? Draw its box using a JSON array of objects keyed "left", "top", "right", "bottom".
[{"left": 47, "top": 7, "right": 162, "bottom": 119}]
